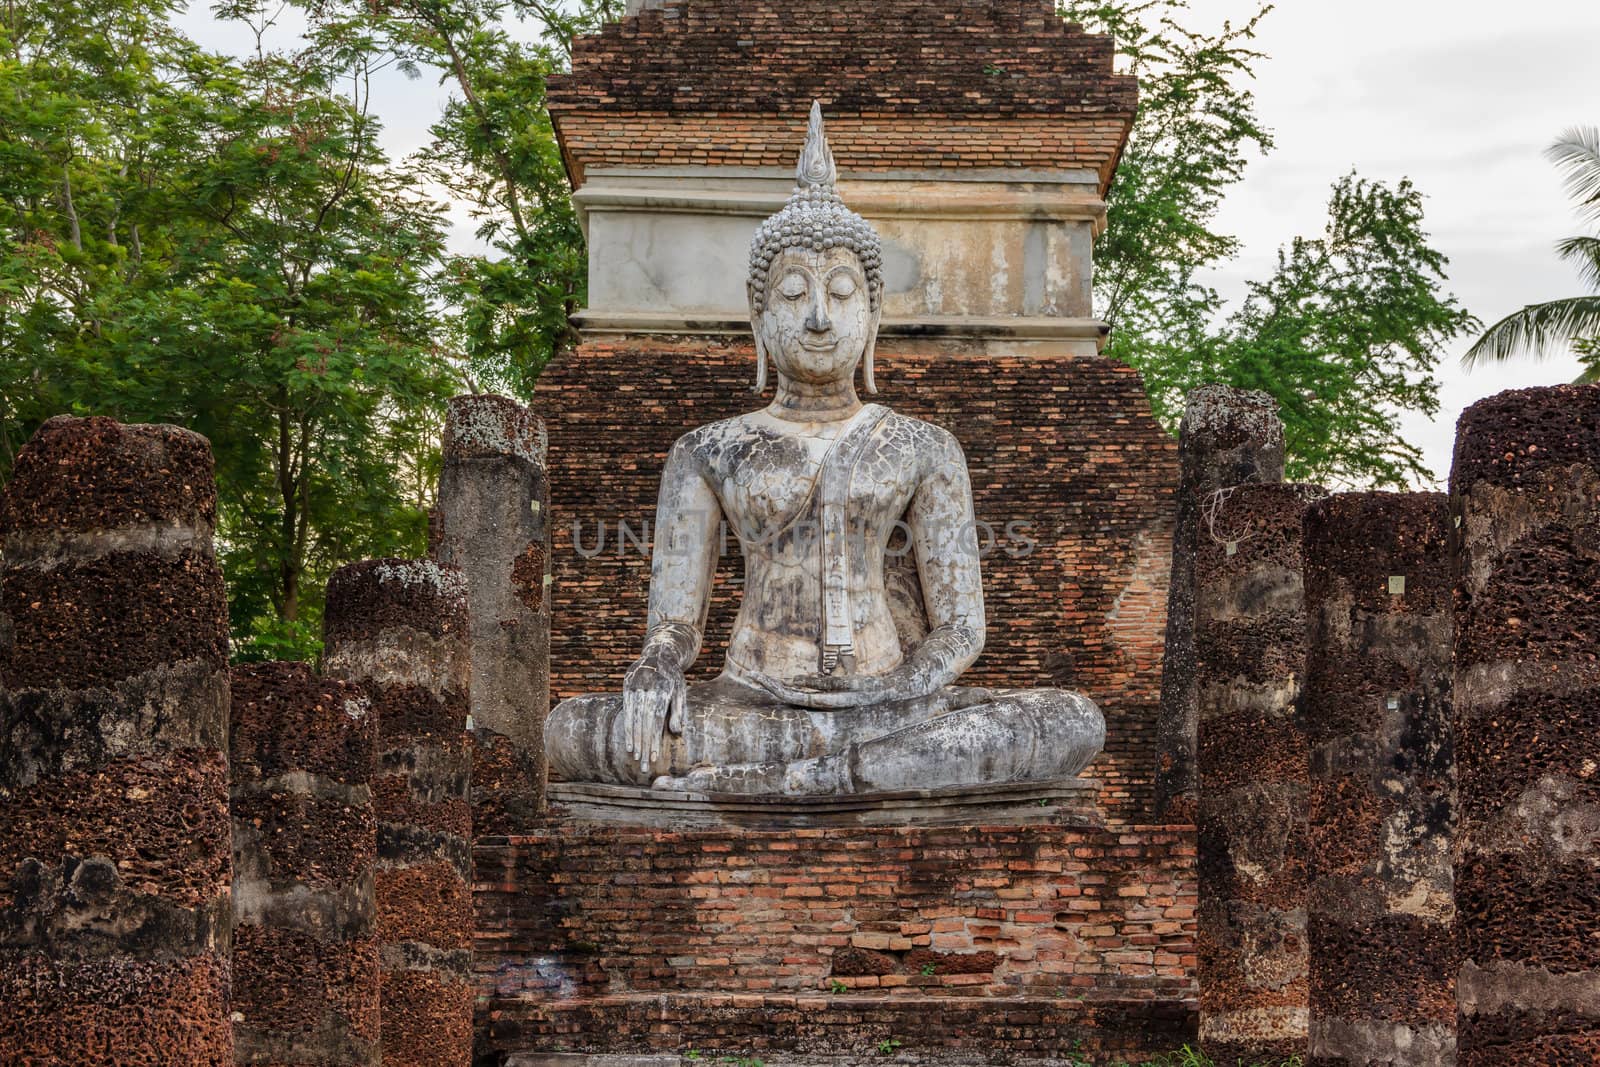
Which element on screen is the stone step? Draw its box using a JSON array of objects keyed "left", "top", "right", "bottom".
[
  {"left": 508, "top": 1055, "right": 1102, "bottom": 1067},
  {"left": 508, "top": 1056, "right": 886, "bottom": 1067}
]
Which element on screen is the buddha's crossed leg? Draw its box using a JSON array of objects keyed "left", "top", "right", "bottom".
[{"left": 546, "top": 678, "right": 1103, "bottom": 796}]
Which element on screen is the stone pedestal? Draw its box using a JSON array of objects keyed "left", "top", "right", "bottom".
[
  {"left": 325, "top": 559, "right": 473, "bottom": 1067},
  {"left": 0, "top": 416, "right": 233, "bottom": 1063},
  {"left": 433, "top": 393, "right": 551, "bottom": 830},
  {"left": 1155, "top": 385, "right": 1285, "bottom": 823},
  {"left": 1302, "top": 493, "right": 1455, "bottom": 1066},
  {"left": 547, "top": 778, "right": 1103, "bottom": 830},
  {"left": 1193, "top": 482, "right": 1324, "bottom": 1062},
  {"left": 1449, "top": 385, "right": 1600, "bottom": 1065},
  {"left": 474, "top": 817, "right": 1196, "bottom": 1064},
  {"left": 230, "top": 662, "right": 379, "bottom": 1065}
]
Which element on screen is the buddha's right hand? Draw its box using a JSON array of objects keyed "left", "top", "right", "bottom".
[{"left": 621, "top": 658, "right": 687, "bottom": 774}]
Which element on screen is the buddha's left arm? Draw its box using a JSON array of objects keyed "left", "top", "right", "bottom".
[{"left": 902, "top": 431, "right": 986, "bottom": 690}]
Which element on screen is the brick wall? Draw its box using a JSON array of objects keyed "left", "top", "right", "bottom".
[
  {"left": 533, "top": 340, "right": 1178, "bottom": 822},
  {"left": 553, "top": 114, "right": 1134, "bottom": 187},
  {"left": 473, "top": 821, "right": 1197, "bottom": 1061},
  {"left": 549, "top": 0, "right": 1136, "bottom": 188}
]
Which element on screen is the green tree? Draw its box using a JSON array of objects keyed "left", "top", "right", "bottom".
[
  {"left": 0, "top": 0, "right": 199, "bottom": 467},
  {"left": 0, "top": 0, "right": 460, "bottom": 659},
  {"left": 1463, "top": 127, "right": 1600, "bottom": 382},
  {"left": 1060, "top": 0, "right": 1474, "bottom": 487},
  {"left": 173, "top": 13, "right": 460, "bottom": 654},
  {"left": 302, "top": 0, "right": 616, "bottom": 395},
  {"left": 1059, "top": 0, "right": 1273, "bottom": 416},
  {"left": 1188, "top": 175, "right": 1477, "bottom": 488}
]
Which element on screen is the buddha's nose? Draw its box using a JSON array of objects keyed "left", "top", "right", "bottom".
[{"left": 805, "top": 290, "right": 832, "bottom": 334}]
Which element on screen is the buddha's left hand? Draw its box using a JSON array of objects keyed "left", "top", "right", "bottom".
[
  {"left": 752, "top": 625, "right": 978, "bottom": 708},
  {"left": 753, "top": 663, "right": 937, "bottom": 709}
]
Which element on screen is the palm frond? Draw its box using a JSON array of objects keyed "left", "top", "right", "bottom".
[
  {"left": 1548, "top": 126, "right": 1600, "bottom": 225},
  {"left": 1461, "top": 295, "right": 1600, "bottom": 367},
  {"left": 1555, "top": 234, "right": 1600, "bottom": 292}
]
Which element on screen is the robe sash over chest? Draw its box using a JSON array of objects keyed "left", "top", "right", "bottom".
[{"left": 816, "top": 404, "right": 890, "bottom": 673}]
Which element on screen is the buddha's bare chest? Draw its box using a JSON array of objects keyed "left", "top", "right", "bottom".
[{"left": 701, "top": 428, "right": 917, "bottom": 546}]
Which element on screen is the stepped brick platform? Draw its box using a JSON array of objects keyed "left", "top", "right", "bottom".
[{"left": 473, "top": 815, "right": 1197, "bottom": 1064}]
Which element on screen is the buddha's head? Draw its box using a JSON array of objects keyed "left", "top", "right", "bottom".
[{"left": 748, "top": 103, "right": 884, "bottom": 394}]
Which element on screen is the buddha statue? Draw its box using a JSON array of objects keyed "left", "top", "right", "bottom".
[{"left": 545, "top": 104, "right": 1105, "bottom": 796}]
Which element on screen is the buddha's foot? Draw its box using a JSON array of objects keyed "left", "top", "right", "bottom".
[
  {"left": 651, "top": 749, "right": 856, "bottom": 796},
  {"left": 650, "top": 768, "right": 726, "bottom": 793}
]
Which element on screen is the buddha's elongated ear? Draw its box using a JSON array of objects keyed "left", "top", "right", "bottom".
[
  {"left": 752, "top": 320, "right": 769, "bottom": 394},
  {"left": 861, "top": 306, "right": 882, "bottom": 395}
]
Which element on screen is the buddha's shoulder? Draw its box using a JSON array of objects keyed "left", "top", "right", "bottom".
[
  {"left": 670, "top": 411, "right": 769, "bottom": 450},
  {"left": 665, "top": 407, "right": 961, "bottom": 461},
  {"left": 878, "top": 409, "right": 965, "bottom": 457},
  {"left": 665, "top": 413, "right": 784, "bottom": 472}
]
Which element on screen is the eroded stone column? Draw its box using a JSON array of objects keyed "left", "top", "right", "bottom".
[
  {"left": 1303, "top": 493, "right": 1455, "bottom": 1066},
  {"left": 1195, "top": 481, "right": 1323, "bottom": 1062},
  {"left": 230, "top": 662, "right": 378, "bottom": 1065},
  {"left": 1156, "top": 385, "right": 1285, "bottom": 823},
  {"left": 432, "top": 394, "right": 549, "bottom": 832},
  {"left": 1450, "top": 385, "right": 1600, "bottom": 1065},
  {"left": 0, "top": 416, "right": 233, "bottom": 1063},
  {"left": 323, "top": 559, "right": 472, "bottom": 1067}
]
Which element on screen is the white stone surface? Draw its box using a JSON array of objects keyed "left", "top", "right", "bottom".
[{"left": 577, "top": 167, "right": 1105, "bottom": 339}]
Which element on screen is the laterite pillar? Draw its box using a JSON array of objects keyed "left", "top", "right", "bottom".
[
  {"left": 1450, "top": 385, "right": 1600, "bottom": 1064},
  {"left": 0, "top": 416, "right": 234, "bottom": 1063},
  {"left": 230, "top": 662, "right": 379, "bottom": 1064},
  {"left": 1155, "top": 384, "right": 1285, "bottom": 822},
  {"left": 324, "top": 559, "right": 473, "bottom": 1066},
  {"left": 432, "top": 394, "right": 551, "bottom": 831},
  {"left": 1195, "top": 482, "right": 1324, "bottom": 1062},
  {"left": 1303, "top": 492, "right": 1455, "bottom": 1066}
]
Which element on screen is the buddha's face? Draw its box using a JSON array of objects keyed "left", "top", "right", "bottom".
[{"left": 753, "top": 246, "right": 877, "bottom": 386}]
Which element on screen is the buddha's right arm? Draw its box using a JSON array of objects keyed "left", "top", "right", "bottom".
[
  {"left": 636, "top": 621, "right": 701, "bottom": 675},
  {"left": 636, "top": 436, "right": 722, "bottom": 674}
]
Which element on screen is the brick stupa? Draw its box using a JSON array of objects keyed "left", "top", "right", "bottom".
[{"left": 486, "top": 4, "right": 1199, "bottom": 1060}]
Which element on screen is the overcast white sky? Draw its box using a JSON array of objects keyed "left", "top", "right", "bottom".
[
  {"left": 1181, "top": 0, "right": 1600, "bottom": 484},
  {"left": 179, "top": 1, "right": 1600, "bottom": 487}
]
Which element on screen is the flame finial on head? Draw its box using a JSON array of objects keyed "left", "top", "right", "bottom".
[
  {"left": 747, "top": 102, "right": 885, "bottom": 394},
  {"left": 796, "top": 100, "right": 838, "bottom": 190}
]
